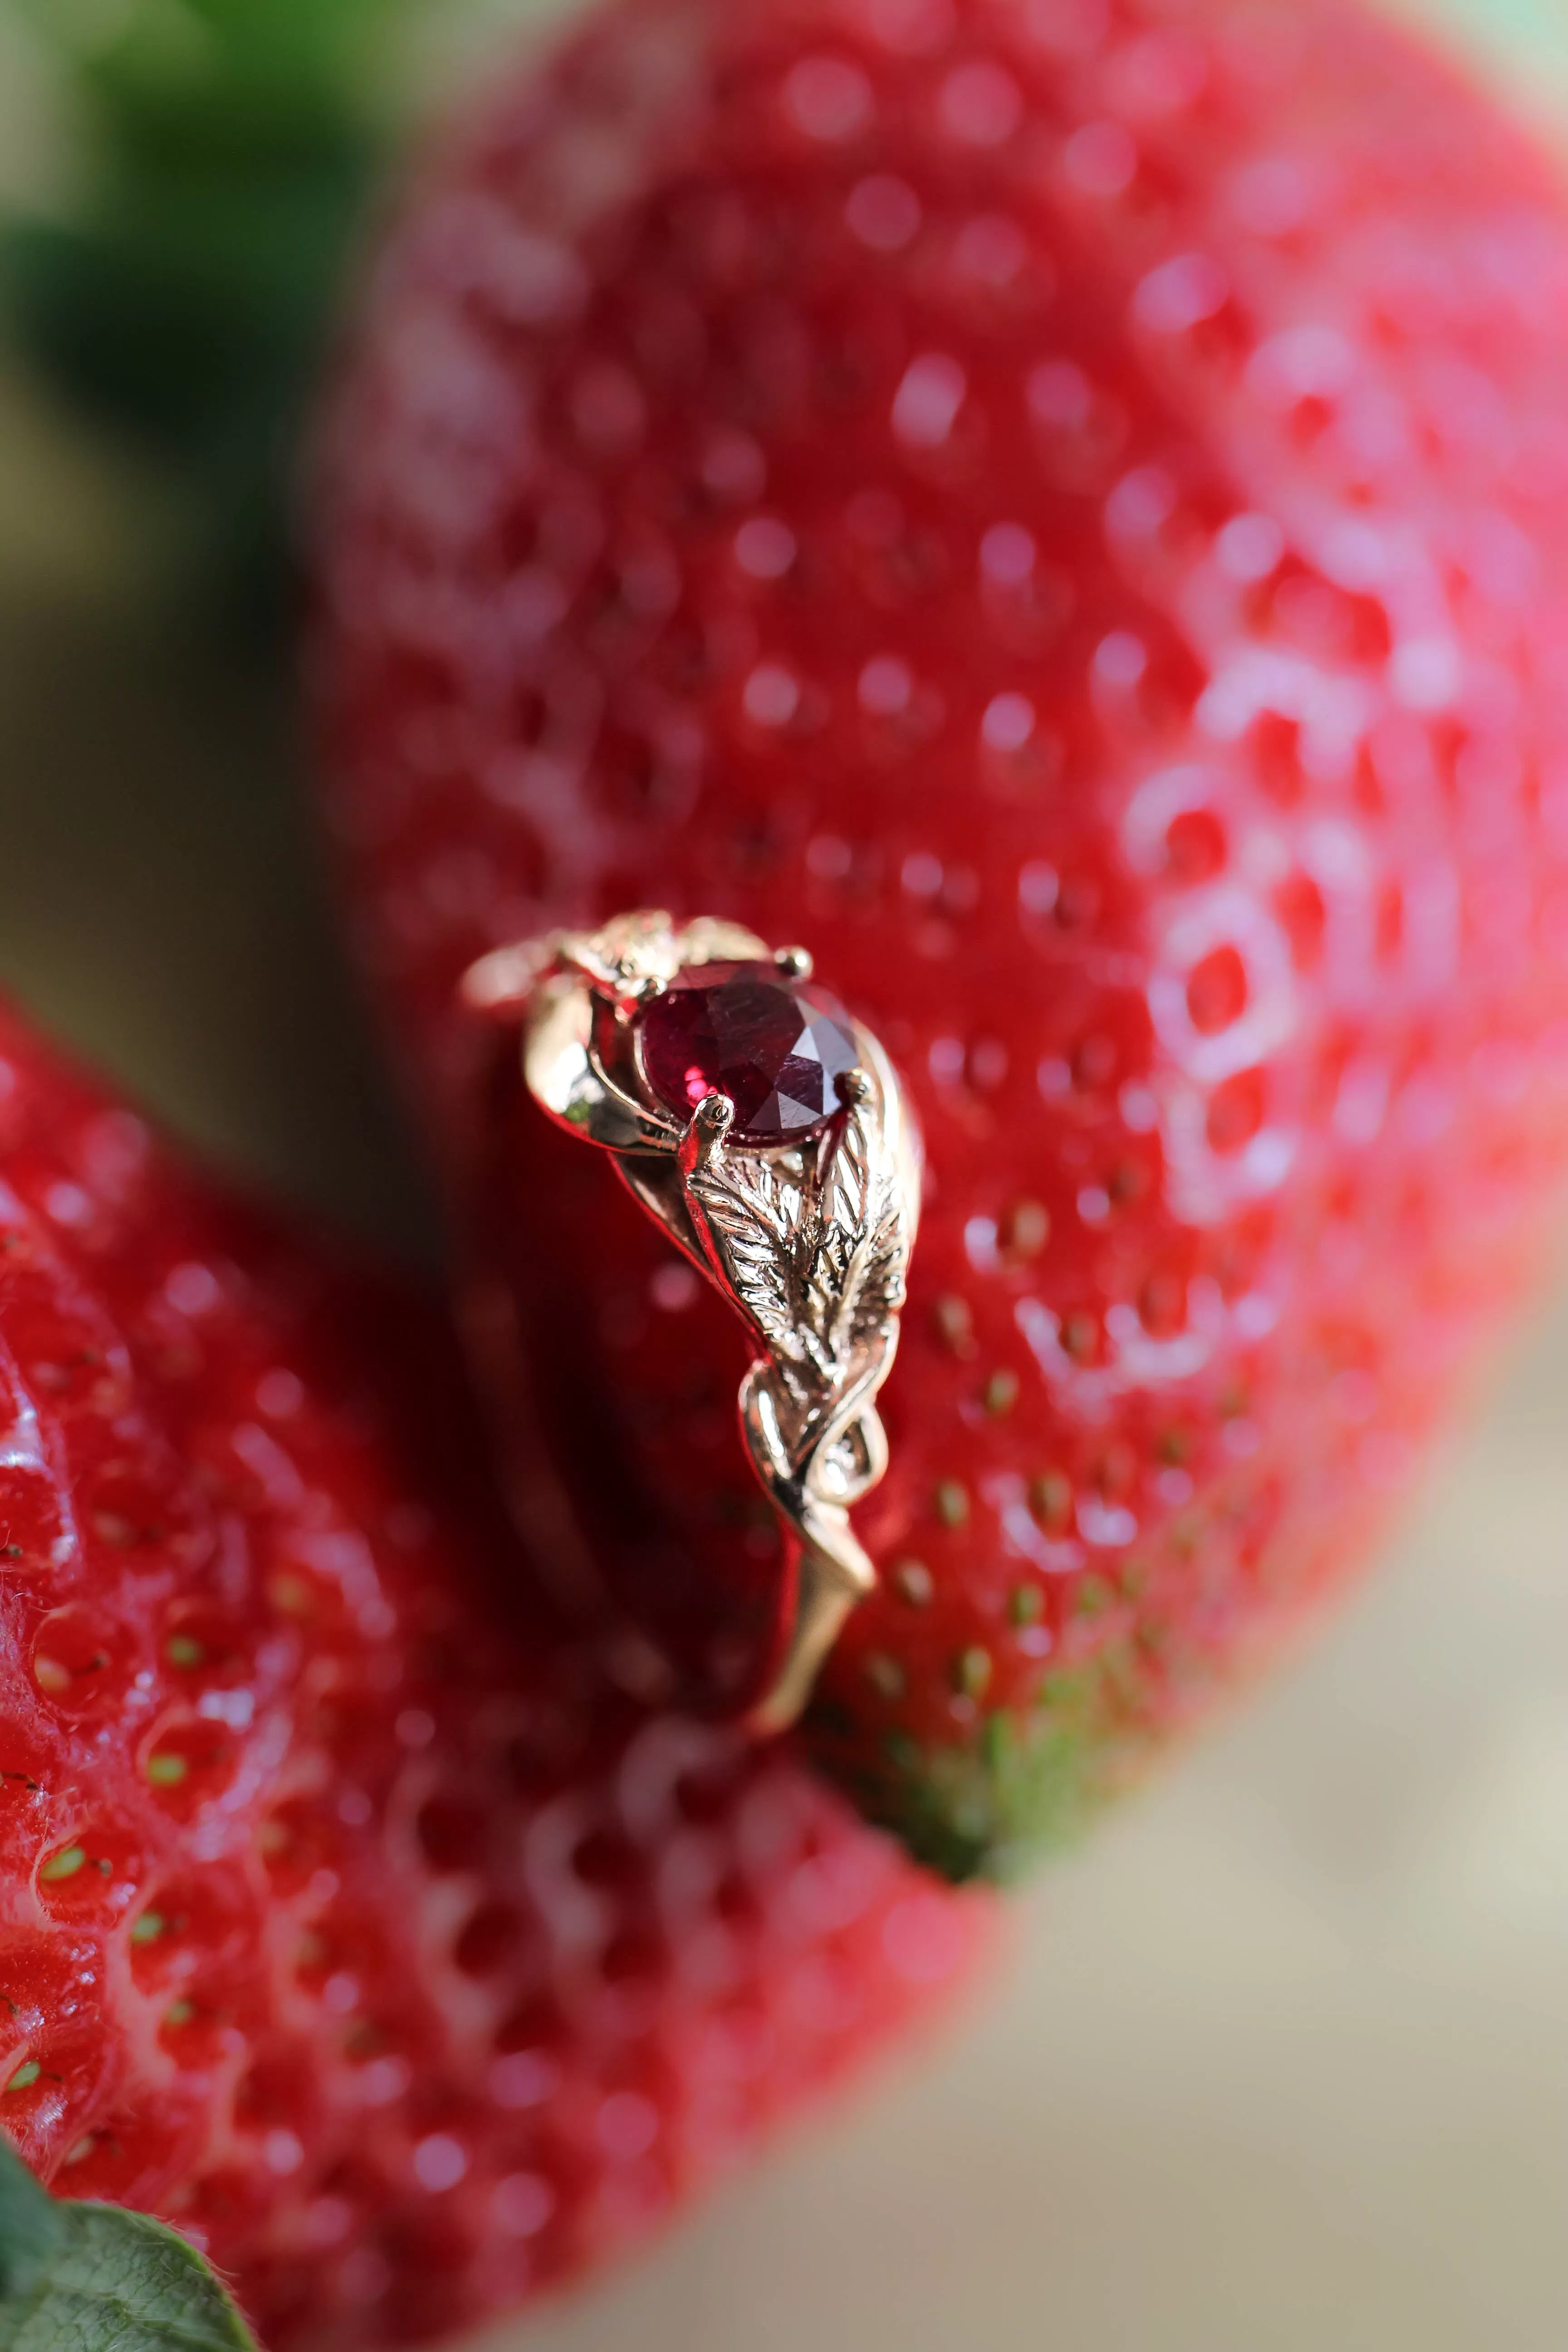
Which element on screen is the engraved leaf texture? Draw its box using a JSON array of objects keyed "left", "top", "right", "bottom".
[
  {"left": 813, "top": 1107, "right": 908, "bottom": 1371},
  {"left": 689, "top": 1152, "right": 804, "bottom": 1370},
  {"left": 691, "top": 1102, "right": 910, "bottom": 1445}
]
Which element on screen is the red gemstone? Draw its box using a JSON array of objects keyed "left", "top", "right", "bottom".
[{"left": 637, "top": 963, "right": 858, "bottom": 1144}]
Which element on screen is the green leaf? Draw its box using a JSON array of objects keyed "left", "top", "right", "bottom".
[
  {"left": 0, "top": 0, "right": 564, "bottom": 617},
  {"left": 0, "top": 0, "right": 403, "bottom": 615},
  {"left": 0, "top": 2146, "right": 59, "bottom": 2306},
  {"left": 0, "top": 2141, "right": 258, "bottom": 2352}
]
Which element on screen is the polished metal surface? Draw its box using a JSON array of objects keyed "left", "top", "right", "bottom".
[{"left": 465, "top": 911, "right": 921, "bottom": 1730}]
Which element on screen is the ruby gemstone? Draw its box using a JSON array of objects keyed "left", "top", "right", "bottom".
[{"left": 636, "top": 962, "right": 858, "bottom": 1145}]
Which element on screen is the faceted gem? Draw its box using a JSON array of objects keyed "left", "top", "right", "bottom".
[{"left": 637, "top": 962, "right": 858, "bottom": 1144}]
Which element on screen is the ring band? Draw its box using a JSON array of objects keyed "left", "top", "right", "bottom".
[{"left": 462, "top": 911, "right": 921, "bottom": 1732}]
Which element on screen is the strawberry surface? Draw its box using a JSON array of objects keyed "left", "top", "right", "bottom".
[
  {"left": 316, "top": 0, "right": 1568, "bottom": 1877},
  {"left": 0, "top": 1001, "right": 986, "bottom": 2349}
]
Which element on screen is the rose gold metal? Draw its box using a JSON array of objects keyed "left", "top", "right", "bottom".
[{"left": 464, "top": 910, "right": 921, "bottom": 1733}]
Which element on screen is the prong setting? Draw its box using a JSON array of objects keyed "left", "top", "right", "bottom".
[
  {"left": 613, "top": 971, "right": 670, "bottom": 1019},
  {"left": 682, "top": 1089, "right": 736, "bottom": 1174},
  {"left": 775, "top": 944, "right": 814, "bottom": 980}
]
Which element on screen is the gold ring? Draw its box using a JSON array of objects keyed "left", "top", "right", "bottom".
[{"left": 461, "top": 911, "right": 921, "bottom": 1732}]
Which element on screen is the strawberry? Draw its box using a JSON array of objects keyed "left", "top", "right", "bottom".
[
  {"left": 315, "top": 0, "right": 1568, "bottom": 1879},
  {"left": 0, "top": 999, "right": 988, "bottom": 2349}
]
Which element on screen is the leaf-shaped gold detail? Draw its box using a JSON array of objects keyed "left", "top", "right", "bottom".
[
  {"left": 687, "top": 1150, "right": 807, "bottom": 1378},
  {"left": 809, "top": 1106, "right": 909, "bottom": 1377},
  {"left": 688, "top": 1098, "right": 910, "bottom": 1472}
]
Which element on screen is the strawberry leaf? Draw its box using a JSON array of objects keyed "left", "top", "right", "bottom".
[
  {"left": 0, "top": 0, "right": 406, "bottom": 618},
  {"left": 0, "top": 2143, "right": 59, "bottom": 2306},
  {"left": 0, "top": 2142, "right": 258, "bottom": 2351}
]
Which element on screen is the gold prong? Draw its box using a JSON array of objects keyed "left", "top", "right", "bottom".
[
  {"left": 775, "top": 944, "right": 814, "bottom": 980},
  {"left": 615, "top": 971, "right": 670, "bottom": 1019},
  {"left": 682, "top": 1090, "right": 735, "bottom": 1174},
  {"left": 836, "top": 1065, "right": 872, "bottom": 1107}
]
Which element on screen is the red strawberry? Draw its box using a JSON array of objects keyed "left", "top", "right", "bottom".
[
  {"left": 0, "top": 999, "right": 988, "bottom": 2349},
  {"left": 316, "top": 0, "right": 1568, "bottom": 1878}
]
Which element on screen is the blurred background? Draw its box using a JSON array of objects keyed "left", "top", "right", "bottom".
[{"left": 1, "top": 2, "right": 1567, "bottom": 2347}]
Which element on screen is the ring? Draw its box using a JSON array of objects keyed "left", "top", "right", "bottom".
[{"left": 462, "top": 911, "right": 922, "bottom": 1733}]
